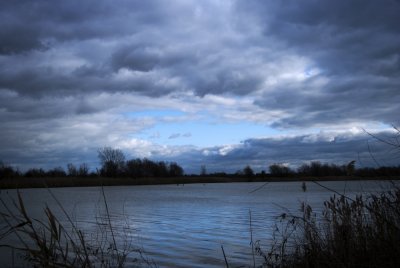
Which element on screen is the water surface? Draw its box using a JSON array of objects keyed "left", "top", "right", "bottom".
[{"left": 0, "top": 180, "right": 393, "bottom": 267}]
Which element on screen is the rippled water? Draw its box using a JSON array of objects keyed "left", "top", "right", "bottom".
[{"left": 0, "top": 180, "right": 393, "bottom": 267}]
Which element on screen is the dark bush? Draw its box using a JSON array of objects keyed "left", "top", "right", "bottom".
[
  {"left": 168, "top": 162, "right": 184, "bottom": 177},
  {"left": 269, "top": 163, "right": 292, "bottom": 177},
  {"left": 297, "top": 161, "right": 347, "bottom": 177},
  {"left": 0, "top": 162, "right": 20, "bottom": 179},
  {"left": 46, "top": 167, "right": 67, "bottom": 177},
  {"left": 24, "top": 168, "right": 46, "bottom": 178}
]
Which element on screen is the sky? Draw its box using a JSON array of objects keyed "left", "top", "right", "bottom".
[{"left": 1, "top": 0, "right": 399, "bottom": 174}]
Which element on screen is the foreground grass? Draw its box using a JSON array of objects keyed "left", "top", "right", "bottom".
[
  {"left": 0, "top": 188, "right": 155, "bottom": 267},
  {"left": 258, "top": 182, "right": 400, "bottom": 267}
]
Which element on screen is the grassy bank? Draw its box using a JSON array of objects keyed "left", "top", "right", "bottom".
[{"left": 1, "top": 175, "right": 398, "bottom": 189}]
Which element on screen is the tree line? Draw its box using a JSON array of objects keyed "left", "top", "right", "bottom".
[
  {"left": 0, "top": 147, "right": 184, "bottom": 179},
  {"left": 267, "top": 161, "right": 400, "bottom": 177},
  {"left": 1, "top": 149, "right": 400, "bottom": 179},
  {"left": 199, "top": 161, "right": 400, "bottom": 178}
]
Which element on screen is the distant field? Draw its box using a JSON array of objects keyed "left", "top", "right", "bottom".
[{"left": 0, "top": 176, "right": 396, "bottom": 189}]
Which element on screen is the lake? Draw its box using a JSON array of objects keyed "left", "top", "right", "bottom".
[{"left": 0, "top": 180, "right": 394, "bottom": 267}]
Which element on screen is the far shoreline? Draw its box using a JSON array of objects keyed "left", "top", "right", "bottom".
[{"left": 1, "top": 175, "right": 399, "bottom": 190}]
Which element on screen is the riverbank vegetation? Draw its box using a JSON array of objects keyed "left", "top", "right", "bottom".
[{"left": 255, "top": 182, "right": 400, "bottom": 267}]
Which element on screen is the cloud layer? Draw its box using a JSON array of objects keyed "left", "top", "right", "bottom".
[{"left": 1, "top": 0, "right": 399, "bottom": 171}]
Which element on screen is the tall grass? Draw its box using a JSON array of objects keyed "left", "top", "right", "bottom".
[
  {"left": 257, "top": 182, "right": 400, "bottom": 267},
  {"left": 0, "top": 188, "right": 154, "bottom": 267}
]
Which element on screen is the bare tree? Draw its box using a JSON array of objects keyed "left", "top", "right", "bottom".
[
  {"left": 67, "top": 163, "right": 77, "bottom": 176},
  {"left": 78, "top": 163, "right": 89, "bottom": 177},
  {"left": 98, "top": 147, "right": 125, "bottom": 177}
]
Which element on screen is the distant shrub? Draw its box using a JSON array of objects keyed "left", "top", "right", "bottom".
[
  {"left": 0, "top": 161, "right": 20, "bottom": 179},
  {"left": 269, "top": 164, "right": 292, "bottom": 177},
  {"left": 46, "top": 167, "right": 67, "bottom": 177},
  {"left": 168, "top": 162, "right": 184, "bottom": 177},
  {"left": 25, "top": 168, "right": 46, "bottom": 178},
  {"left": 297, "top": 161, "right": 347, "bottom": 177},
  {"left": 243, "top": 165, "right": 255, "bottom": 177},
  {"left": 125, "top": 158, "right": 184, "bottom": 178}
]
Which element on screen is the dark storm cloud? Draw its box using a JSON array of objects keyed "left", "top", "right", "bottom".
[
  {"left": 0, "top": 0, "right": 168, "bottom": 54},
  {"left": 0, "top": 0, "right": 270, "bottom": 99},
  {"left": 1, "top": 0, "right": 397, "bottom": 126},
  {"left": 255, "top": 75, "right": 400, "bottom": 127},
  {"left": 112, "top": 46, "right": 162, "bottom": 72},
  {"left": 239, "top": 0, "right": 400, "bottom": 73},
  {"left": 175, "top": 131, "right": 399, "bottom": 174},
  {"left": 0, "top": 58, "right": 177, "bottom": 98},
  {"left": 239, "top": 0, "right": 400, "bottom": 127},
  {"left": 110, "top": 43, "right": 196, "bottom": 73},
  {"left": 0, "top": 0, "right": 178, "bottom": 97}
]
